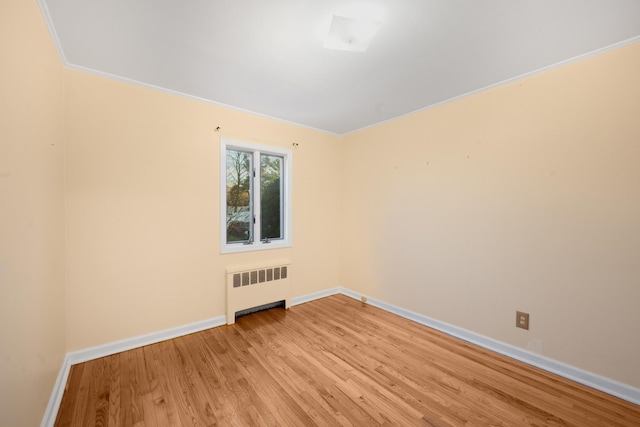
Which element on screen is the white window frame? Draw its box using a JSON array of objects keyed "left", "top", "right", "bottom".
[{"left": 220, "top": 138, "right": 292, "bottom": 254}]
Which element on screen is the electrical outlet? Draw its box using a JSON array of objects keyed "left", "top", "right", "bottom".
[{"left": 516, "top": 311, "right": 530, "bottom": 330}]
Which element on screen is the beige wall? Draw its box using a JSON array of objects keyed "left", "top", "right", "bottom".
[
  {"left": 0, "top": 1, "right": 66, "bottom": 426},
  {"left": 341, "top": 42, "right": 640, "bottom": 387},
  {"left": 3, "top": 3, "right": 639, "bottom": 422},
  {"left": 64, "top": 70, "right": 342, "bottom": 351}
]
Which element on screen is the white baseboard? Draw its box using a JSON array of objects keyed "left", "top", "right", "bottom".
[
  {"left": 41, "top": 315, "right": 226, "bottom": 427},
  {"left": 65, "top": 315, "right": 227, "bottom": 366},
  {"left": 339, "top": 288, "right": 640, "bottom": 406},
  {"left": 42, "top": 287, "right": 640, "bottom": 426},
  {"left": 291, "top": 287, "right": 341, "bottom": 306},
  {"left": 40, "top": 356, "right": 72, "bottom": 427}
]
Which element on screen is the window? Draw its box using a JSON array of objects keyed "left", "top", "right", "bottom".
[{"left": 220, "top": 138, "right": 292, "bottom": 253}]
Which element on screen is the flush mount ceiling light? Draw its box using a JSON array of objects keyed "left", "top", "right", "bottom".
[{"left": 323, "top": 15, "right": 382, "bottom": 52}]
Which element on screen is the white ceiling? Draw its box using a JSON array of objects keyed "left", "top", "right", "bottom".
[{"left": 40, "top": 0, "right": 640, "bottom": 135}]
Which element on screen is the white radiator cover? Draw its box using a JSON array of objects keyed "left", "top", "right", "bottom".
[{"left": 225, "top": 261, "right": 291, "bottom": 324}]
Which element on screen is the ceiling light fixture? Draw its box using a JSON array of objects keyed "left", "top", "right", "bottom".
[{"left": 323, "top": 15, "right": 382, "bottom": 53}]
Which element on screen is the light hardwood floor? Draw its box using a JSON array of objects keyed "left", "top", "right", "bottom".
[{"left": 55, "top": 294, "right": 640, "bottom": 426}]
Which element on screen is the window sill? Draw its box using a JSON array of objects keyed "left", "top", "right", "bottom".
[{"left": 221, "top": 240, "right": 292, "bottom": 254}]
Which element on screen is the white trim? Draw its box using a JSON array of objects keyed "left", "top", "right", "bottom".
[
  {"left": 37, "top": 0, "right": 640, "bottom": 137},
  {"left": 220, "top": 138, "right": 293, "bottom": 254},
  {"left": 291, "top": 287, "right": 341, "bottom": 306},
  {"left": 66, "top": 315, "right": 226, "bottom": 365},
  {"left": 40, "top": 315, "right": 225, "bottom": 427},
  {"left": 37, "top": 0, "right": 68, "bottom": 65},
  {"left": 65, "top": 62, "right": 339, "bottom": 136},
  {"left": 35, "top": 4, "right": 338, "bottom": 137},
  {"left": 42, "top": 287, "right": 640, "bottom": 426},
  {"left": 343, "top": 35, "right": 640, "bottom": 136},
  {"left": 339, "top": 288, "right": 640, "bottom": 406},
  {"left": 35, "top": 3, "right": 640, "bottom": 138},
  {"left": 40, "top": 356, "right": 72, "bottom": 427}
]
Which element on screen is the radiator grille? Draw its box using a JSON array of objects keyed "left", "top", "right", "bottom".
[
  {"left": 232, "top": 266, "right": 288, "bottom": 288},
  {"left": 226, "top": 262, "right": 291, "bottom": 324}
]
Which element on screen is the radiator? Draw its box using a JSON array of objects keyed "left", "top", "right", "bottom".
[{"left": 226, "top": 261, "right": 291, "bottom": 324}]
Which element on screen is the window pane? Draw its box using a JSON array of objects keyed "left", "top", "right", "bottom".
[
  {"left": 220, "top": 138, "right": 291, "bottom": 254},
  {"left": 226, "top": 150, "right": 252, "bottom": 243},
  {"left": 260, "top": 154, "right": 283, "bottom": 240}
]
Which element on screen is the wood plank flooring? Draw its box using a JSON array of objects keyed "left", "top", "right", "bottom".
[{"left": 55, "top": 294, "right": 640, "bottom": 426}]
